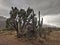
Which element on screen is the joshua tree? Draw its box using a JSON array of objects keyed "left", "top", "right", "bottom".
[
  {"left": 7, "top": 7, "right": 20, "bottom": 37},
  {"left": 6, "top": 7, "right": 44, "bottom": 39}
]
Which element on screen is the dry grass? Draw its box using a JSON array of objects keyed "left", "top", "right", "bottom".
[{"left": 0, "top": 29, "right": 60, "bottom": 45}]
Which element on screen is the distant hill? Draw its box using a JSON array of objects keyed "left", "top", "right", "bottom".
[
  {"left": 0, "top": 16, "right": 7, "bottom": 29},
  {"left": 42, "top": 24, "right": 60, "bottom": 28}
]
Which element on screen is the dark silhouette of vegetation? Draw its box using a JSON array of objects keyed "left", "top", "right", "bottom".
[{"left": 6, "top": 7, "right": 52, "bottom": 40}]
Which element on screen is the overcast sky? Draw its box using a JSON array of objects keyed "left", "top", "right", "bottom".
[{"left": 0, "top": 0, "right": 60, "bottom": 27}]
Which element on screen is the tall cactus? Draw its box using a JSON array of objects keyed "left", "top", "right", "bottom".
[
  {"left": 38, "top": 11, "right": 41, "bottom": 37},
  {"left": 38, "top": 11, "right": 40, "bottom": 31},
  {"left": 38, "top": 11, "right": 43, "bottom": 37}
]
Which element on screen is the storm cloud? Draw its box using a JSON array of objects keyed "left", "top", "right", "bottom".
[{"left": 0, "top": 0, "right": 60, "bottom": 27}]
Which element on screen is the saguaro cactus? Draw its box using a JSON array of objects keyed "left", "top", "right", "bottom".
[
  {"left": 38, "top": 11, "right": 40, "bottom": 31},
  {"left": 38, "top": 11, "right": 43, "bottom": 37},
  {"left": 38, "top": 11, "right": 41, "bottom": 37}
]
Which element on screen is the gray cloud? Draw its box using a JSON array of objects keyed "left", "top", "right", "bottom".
[
  {"left": 25, "top": 0, "right": 60, "bottom": 15},
  {"left": 0, "top": 0, "right": 29, "bottom": 17},
  {"left": 0, "top": 0, "right": 60, "bottom": 27},
  {"left": 1, "top": 0, "right": 60, "bottom": 17},
  {"left": 43, "top": 15, "right": 60, "bottom": 27}
]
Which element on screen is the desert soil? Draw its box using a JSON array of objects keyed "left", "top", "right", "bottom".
[{"left": 0, "top": 31, "right": 60, "bottom": 45}]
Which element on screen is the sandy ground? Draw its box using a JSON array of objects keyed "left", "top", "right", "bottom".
[
  {"left": 46, "top": 31, "right": 60, "bottom": 45},
  {"left": 0, "top": 31, "right": 42, "bottom": 45},
  {"left": 0, "top": 31, "right": 60, "bottom": 45}
]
